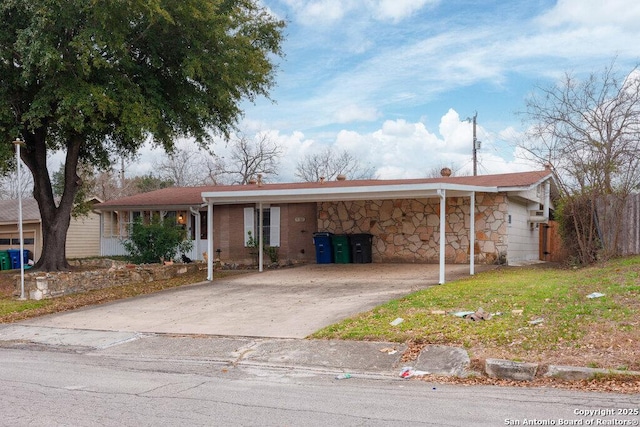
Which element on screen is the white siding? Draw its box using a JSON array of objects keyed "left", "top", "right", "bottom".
[
  {"left": 101, "top": 237, "right": 128, "bottom": 257},
  {"left": 506, "top": 199, "right": 540, "bottom": 265},
  {"left": 66, "top": 212, "right": 101, "bottom": 258}
]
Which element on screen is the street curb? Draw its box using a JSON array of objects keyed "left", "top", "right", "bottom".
[
  {"left": 485, "top": 358, "right": 538, "bottom": 381},
  {"left": 480, "top": 358, "right": 640, "bottom": 382},
  {"left": 2, "top": 325, "right": 639, "bottom": 383},
  {"left": 545, "top": 365, "right": 640, "bottom": 381}
]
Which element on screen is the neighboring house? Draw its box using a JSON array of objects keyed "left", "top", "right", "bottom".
[
  {"left": 96, "top": 169, "right": 557, "bottom": 283},
  {"left": 0, "top": 198, "right": 102, "bottom": 263},
  {"left": 0, "top": 198, "right": 41, "bottom": 262}
]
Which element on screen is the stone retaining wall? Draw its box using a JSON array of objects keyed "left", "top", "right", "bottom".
[
  {"left": 318, "top": 194, "right": 508, "bottom": 264},
  {"left": 16, "top": 260, "right": 202, "bottom": 300}
]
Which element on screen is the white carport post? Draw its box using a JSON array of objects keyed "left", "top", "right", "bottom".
[
  {"left": 470, "top": 191, "right": 475, "bottom": 276},
  {"left": 438, "top": 188, "right": 446, "bottom": 284},
  {"left": 258, "top": 202, "right": 264, "bottom": 272},
  {"left": 207, "top": 201, "right": 214, "bottom": 281}
]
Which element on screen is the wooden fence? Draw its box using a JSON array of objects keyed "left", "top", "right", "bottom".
[
  {"left": 539, "top": 220, "right": 569, "bottom": 263},
  {"left": 597, "top": 193, "right": 640, "bottom": 256}
]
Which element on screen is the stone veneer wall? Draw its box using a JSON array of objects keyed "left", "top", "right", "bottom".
[
  {"left": 318, "top": 194, "right": 508, "bottom": 264},
  {"left": 16, "top": 259, "right": 202, "bottom": 300}
]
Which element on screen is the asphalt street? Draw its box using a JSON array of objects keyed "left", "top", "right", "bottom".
[{"left": 2, "top": 345, "right": 638, "bottom": 427}]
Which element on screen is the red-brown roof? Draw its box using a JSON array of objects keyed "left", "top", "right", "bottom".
[
  {"left": 211, "top": 170, "right": 552, "bottom": 191},
  {"left": 95, "top": 185, "right": 215, "bottom": 209},
  {"left": 95, "top": 170, "right": 553, "bottom": 209}
]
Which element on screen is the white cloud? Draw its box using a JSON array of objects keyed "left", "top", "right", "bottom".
[
  {"left": 274, "top": 111, "right": 526, "bottom": 180},
  {"left": 333, "top": 104, "right": 380, "bottom": 123},
  {"left": 371, "top": 0, "right": 437, "bottom": 22},
  {"left": 281, "top": 0, "right": 349, "bottom": 25},
  {"left": 538, "top": 0, "right": 640, "bottom": 30},
  {"left": 438, "top": 109, "right": 476, "bottom": 153},
  {"left": 282, "top": 0, "right": 435, "bottom": 25}
]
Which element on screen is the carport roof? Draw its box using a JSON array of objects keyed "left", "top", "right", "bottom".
[
  {"left": 94, "top": 170, "right": 553, "bottom": 209},
  {"left": 201, "top": 170, "right": 554, "bottom": 205}
]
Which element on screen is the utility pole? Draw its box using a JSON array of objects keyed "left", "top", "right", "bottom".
[
  {"left": 120, "top": 156, "right": 125, "bottom": 189},
  {"left": 472, "top": 112, "right": 478, "bottom": 176},
  {"left": 465, "top": 112, "right": 483, "bottom": 175}
]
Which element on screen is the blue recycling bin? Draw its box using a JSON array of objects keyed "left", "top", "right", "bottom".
[
  {"left": 6, "top": 249, "right": 20, "bottom": 269},
  {"left": 22, "top": 249, "right": 30, "bottom": 266},
  {"left": 312, "top": 232, "right": 334, "bottom": 264}
]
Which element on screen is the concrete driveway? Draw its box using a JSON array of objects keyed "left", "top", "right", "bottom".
[{"left": 19, "top": 263, "right": 478, "bottom": 338}]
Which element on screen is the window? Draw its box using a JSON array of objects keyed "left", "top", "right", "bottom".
[
  {"left": 244, "top": 206, "right": 280, "bottom": 247},
  {"left": 260, "top": 209, "right": 271, "bottom": 246},
  {"left": 12, "top": 238, "right": 34, "bottom": 245},
  {"left": 188, "top": 211, "right": 208, "bottom": 240}
]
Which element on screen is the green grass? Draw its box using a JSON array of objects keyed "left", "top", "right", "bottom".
[
  {"left": 0, "top": 298, "right": 50, "bottom": 317},
  {"left": 312, "top": 257, "right": 640, "bottom": 363}
]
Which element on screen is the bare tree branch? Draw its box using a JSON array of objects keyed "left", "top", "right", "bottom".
[
  {"left": 294, "top": 147, "right": 377, "bottom": 182},
  {"left": 519, "top": 61, "right": 640, "bottom": 196},
  {"left": 153, "top": 148, "right": 212, "bottom": 187},
  {"left": 219, "top": 133, "right": 283, "bottom": 184},
  {"left": 518, "top": 60, "right": 640, "bottom": 262},
  {"left": 0, "top": 166, "right": 33, "bottom": 199}
]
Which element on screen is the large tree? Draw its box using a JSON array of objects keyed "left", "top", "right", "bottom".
[
  {"left": 519, "top": 61, "right": 640, "bottom": 262},
  {"left": 0, "top": 0, "right": 284, "bottom": 270}
]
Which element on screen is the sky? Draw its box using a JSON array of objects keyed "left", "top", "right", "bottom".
[{"left": 69, "top": 0, "right": 640, "bottom": 182}]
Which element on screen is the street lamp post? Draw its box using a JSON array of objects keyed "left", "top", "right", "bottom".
[{"left": 13, "top": 138, "right": 26, "bottom": 300}]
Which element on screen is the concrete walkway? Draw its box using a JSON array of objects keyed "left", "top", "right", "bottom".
[{"left": 17, "top": 263, "right": 475, "bottom": 338}]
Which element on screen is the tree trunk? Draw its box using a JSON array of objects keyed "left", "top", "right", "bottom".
[
  {"left": 37, "top": 209, "right": 73, "bottom": 271},
  {"left": 21, "top": 130, "right": 82, "bottom": 271}
]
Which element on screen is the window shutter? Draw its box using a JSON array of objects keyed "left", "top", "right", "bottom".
[
  {"left": 243, "top": 207, "right": 254, "bottom": 246},
  {"left": 270, "top": 206, "right": 280, "bottom": 247}
]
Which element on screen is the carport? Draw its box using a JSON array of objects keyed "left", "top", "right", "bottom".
[{"left": 201, "top": 179, "right": 497, "bottom": 285}]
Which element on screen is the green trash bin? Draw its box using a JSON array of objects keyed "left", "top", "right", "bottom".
[
  {"left": 331, "top": 234, "right": 351, "bottom": 263},
  {"left": 0, "top": 250, "right": 9, "bottom": 270}
]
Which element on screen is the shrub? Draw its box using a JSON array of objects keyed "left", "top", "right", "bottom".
[{"left": 123, "top": 215, "right": 193, "bottom": 264}]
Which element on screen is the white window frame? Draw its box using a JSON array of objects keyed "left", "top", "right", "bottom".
[{"left": 243, "top": 206, "right": 280, "bottom": 247}]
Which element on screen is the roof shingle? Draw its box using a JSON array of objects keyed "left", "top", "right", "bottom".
[{"left": 0, "top": 198, "right": 41, "bottom": 224}]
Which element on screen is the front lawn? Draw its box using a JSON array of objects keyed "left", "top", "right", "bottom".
[{"left": 313, "top": 257, "right": 640, "bottom": 371}]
